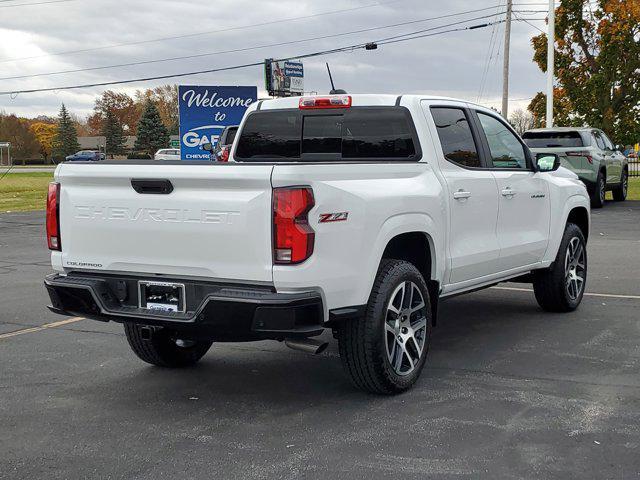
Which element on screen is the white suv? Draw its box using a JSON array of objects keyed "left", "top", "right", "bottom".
[
  {"left": 153, "top": 148, "right": 180, "bottom": 161},
  {"left": 45, "top": 94, "right": 590, "bottom": 394}
]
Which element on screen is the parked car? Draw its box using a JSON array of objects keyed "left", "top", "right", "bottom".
[
  {"left": 212, "top": 125, "right": 238, "bottom": 162},
  {"left": 65, "top": 150, "right": 102, "bottom": 162},
  {"left": 523, "top": 128, "right": 628, "bottom": 208},
  {"left": 45, "top": 94, "right": 590, "bottom": 394},
  {"left": 154, "top": 149, "right": 180, "bottom": 160}
]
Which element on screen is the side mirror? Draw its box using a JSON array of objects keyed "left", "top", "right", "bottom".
[
  {"left": 535, "top": 153, "right": 561, "bottom": 172},
  {"left": 202, "top": 142, "right": 213, "bottom": 152}
]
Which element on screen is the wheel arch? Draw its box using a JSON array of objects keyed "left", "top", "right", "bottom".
[{"left": 567, "top": 206, "right": 590, "bottom": 242}]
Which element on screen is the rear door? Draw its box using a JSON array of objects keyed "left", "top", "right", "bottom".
[
  {"left": 473, "top": 110, "right": 550, "bottom": 271},
  {"left": 233, "top": 101, "right": 433, "bottom": 308},
  {"left": 425, "top": 103, "right": 501, "bottom": 284},
  {"left": 57, "top": 162, "right": 275, "bottom": 282}
]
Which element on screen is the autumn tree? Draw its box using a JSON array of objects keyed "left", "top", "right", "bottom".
[
  {"left": 0, "top": 113, "right": 40, "bottom": 161},
  {"left": 527, "top": 88, "right": 579, "bottom": 128},
  {"left": 87, "top": 90, "right": 139, "bottom": 135},
  {"left": 52, "top": 104, "right": 80, "bottom": 160},
  {"left": 30, "top": 122, "right": 57, "bottom": 163},
  {"left": 134, "top": 100, "right": 169, "bottom": 156},
  {"left": 101, "top": 109, "right": 126, "bottom": 157},
  {"left": 530, "top": 0, "right": 640, "bottom": 144}
]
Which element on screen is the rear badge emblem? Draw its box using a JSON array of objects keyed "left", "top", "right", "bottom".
[{"left": 319, "top": 212, "right": 349, "bottom": 223}]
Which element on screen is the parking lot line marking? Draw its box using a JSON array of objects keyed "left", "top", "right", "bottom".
[
  {"left": 491, "top": 286, "right": 640, "bottom": 300},
  {"left": 0, "top": 316, "right": 84, "bottom": 340}
]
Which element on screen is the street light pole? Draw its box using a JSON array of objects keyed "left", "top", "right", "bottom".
[
  {"left": 546, "top": 0, "right": 555, "bottom": 127},
  {"left": 502, "top": 0, "right": 513, "bottom": 119}
]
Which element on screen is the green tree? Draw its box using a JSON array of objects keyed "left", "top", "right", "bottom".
[
  {"left": 101, "top": 109, "right": 126, "bottom": 157},
  {"left": 530, "top": 0, "right": 640, "bottom": 144},
  {"left": 134, "top": 100, "right": 169, "bottom": 156},
  {"left": 52, "top": 103, "right": 80, "bottom": 160}
]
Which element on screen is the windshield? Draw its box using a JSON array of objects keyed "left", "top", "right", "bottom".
[
  {"left": 235, "top": 107, "right": 420, "bottom": 162},
  {"left": 522, "top": 131, "right": 584, "bottom": 148}
]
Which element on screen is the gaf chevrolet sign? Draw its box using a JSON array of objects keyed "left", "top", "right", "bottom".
[{"left": 178, "top": 85, "right": 257, "bottom": 160}]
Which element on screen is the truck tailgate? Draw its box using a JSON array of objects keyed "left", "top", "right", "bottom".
[{"left": 55, "top": 163, "right": 274, "bottom": 283}]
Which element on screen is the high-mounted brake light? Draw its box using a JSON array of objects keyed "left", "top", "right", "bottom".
[
  {"left": 46, "top": 182, "right": 61, "bottom": 251},
  {"left": 273, "top": 187, "right": 315, "bottom": 264},
  {"left": 299, "top": 95, "right": 351, "bottom": 109}
]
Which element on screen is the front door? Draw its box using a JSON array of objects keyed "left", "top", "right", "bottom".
[{"left": 473, "top": 111, "right": 551, "bottom": 272}]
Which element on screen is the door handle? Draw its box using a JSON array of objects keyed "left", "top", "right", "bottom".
[
  {"left": 501, "top": 188, "right": 516, "bottom": 197},
  {"left": 453, "top": 190, "right": 472, "bottom": 200},
  {"left": 131, "top": 178, "right": 174, "bottom": 195}
]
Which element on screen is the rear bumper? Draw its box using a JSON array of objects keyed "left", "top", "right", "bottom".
[{"left": 44, "top": 273, "right": 324, "bottom": 340}]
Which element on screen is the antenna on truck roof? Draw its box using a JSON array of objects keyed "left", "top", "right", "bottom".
[{"left": 326, "top": 63, "right": 347, "bottom": 95}]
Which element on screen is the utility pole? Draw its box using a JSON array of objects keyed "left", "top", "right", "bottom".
[
  {"left": 546, "top": 0, "right": 555, "bottom": 127},
  {"left": 502, "top": 0, "right": 513, "bottom": 119}
]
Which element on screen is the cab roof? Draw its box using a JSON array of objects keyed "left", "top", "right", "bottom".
[{"left": 257, "top": 94, "right": 486, "bottom": 110}]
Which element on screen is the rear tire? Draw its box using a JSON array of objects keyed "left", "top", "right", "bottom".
[
  {"left": 590, "top": 170, "right": 606, "bottom": 209},
  {"left": 337, "top": 259, "right": 432, "bottom": 394},
  {"left": 124, "top": 323, "right": 212, "bottom": 367},
  {"left": 612, "top": 169, "right": 628, "bottom": 202},
  {"left": 532, "top": 223, "right": 587, "bottom": 312}
]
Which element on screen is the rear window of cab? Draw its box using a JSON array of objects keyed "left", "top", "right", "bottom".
[{"left": 234, "top": 107, "right": 421, "bottom": 162}]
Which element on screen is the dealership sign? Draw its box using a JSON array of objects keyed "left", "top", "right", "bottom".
[
  {"left": 178, "top": 85, "right": 257, "bottom": 160},
  {"left": 265, "top": 59, "right": 304, "bottom": 97}
]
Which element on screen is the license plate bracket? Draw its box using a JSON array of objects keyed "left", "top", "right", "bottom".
[{"left": 138, "top": 281, "right": 186, "bottom": 313}]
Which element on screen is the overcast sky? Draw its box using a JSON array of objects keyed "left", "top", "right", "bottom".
[{"left": 0, "top": 0, "right": 549, "bottom": 119}]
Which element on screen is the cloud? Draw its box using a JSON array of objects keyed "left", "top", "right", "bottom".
[{"left": 0, "top": 0, "right": 548, "bottom": 118}]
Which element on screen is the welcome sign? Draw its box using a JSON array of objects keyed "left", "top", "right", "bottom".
[{"left": 178, "top": 85, "right": 257, "bottom": 160}]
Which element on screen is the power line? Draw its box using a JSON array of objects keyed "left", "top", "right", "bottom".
[
  {"left": 0, "top": 21, "right": 500, "bottom": 96},
  {"left": 0, "top": 0, "right": 407, "bottom": 64},
  {"left": 0, "top": 11, "right": 508, "bottom": 81},
  {"left": 0, "top": 0, "right": 73, "bottom": 7}
]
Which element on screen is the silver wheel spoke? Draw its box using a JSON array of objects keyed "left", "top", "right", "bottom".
[
  {"left": 412, "top": 317, "right": 427, "bottom": 333},
  {"left": 410, "top": 301, "right": 425, "bottom": 314}
]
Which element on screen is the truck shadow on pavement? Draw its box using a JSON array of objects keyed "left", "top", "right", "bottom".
[{"left": 76, "top": 289, "right": 574, "bottom": 409}]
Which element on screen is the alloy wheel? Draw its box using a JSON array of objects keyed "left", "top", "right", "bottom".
[
  {"left": 599, "top": 178, "right": 606, "bottom": 204},
  {"left": 565, "top": 237, "right": 586, "bottom": 300},
  {"left": 384, "top": 281, "right": 428, "bottom": 376}
]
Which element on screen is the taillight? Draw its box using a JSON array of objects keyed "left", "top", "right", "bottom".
[
  {"left": 273, "top": 187, "right": 315, "bottom": 264},
  {"left": 46, "top": 182, "right": 61, "bottom": 251},
  {"left": 566, "top": 151, "right": 593, "bottom": 164},
  {"left": 219, "top": 146, "right": 230, "bottom": 162},
  {"left": 299, "top": 95, "right": 351, "bottom": 109}
]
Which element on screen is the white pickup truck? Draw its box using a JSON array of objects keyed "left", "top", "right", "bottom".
[{"left": 45, "top": 94, "right": 590, "bottom": 394}]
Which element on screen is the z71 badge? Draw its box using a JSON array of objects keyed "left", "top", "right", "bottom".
[{"left": 319, "top": 212, "right": 349, "bottom": 223}]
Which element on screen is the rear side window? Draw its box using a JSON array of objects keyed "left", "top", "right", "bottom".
[
  {"left": 226, "top": 128, "right": 238, "bottom": 145},
  {"left": 234, "top": 107, "right": 419, "bottom": 161},
  {"left": 430, "top": 107, "right": 481, "bottom": 168},
  {"left": 522, "top": 131, "right": 584, "bottom": 148}
]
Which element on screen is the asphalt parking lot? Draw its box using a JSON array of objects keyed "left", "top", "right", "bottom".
[{"left": 1, "top": 203, "right": 639, "bottom": 479}]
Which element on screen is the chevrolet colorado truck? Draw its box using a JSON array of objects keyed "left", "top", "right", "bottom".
[
  {"left": 45, "top": 94, "right": 590, "bottom": 394},
  {"left": 522, "top": 127, "right": 628, "bottom": 209}
]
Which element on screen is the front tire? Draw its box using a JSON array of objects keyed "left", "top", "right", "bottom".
[
  {"left": 612, "top": 169, "right": 628, "bottom": 202},
  {"left": 590, "top": 170, "right": 606, "bottom": 209},
  {"left": 533, "top": 223, "right": 587, "bottom": 312},
  {"left": 337, "top": 259, "right": 432, "bottom": 394},
  {"left": 124, "top": 323, "right": 213, "bottom": 367}
]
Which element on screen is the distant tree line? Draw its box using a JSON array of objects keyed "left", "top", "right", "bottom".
[{"left": 0, "top": 84, "right": 178, "bottom": 162}]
